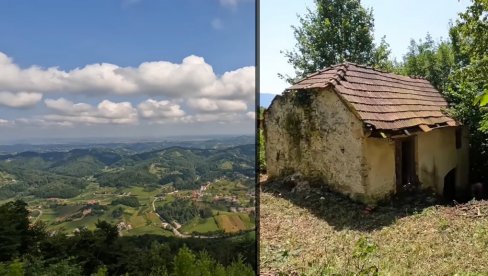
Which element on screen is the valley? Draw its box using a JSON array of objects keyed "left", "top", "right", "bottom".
[{"left": 0, "top": 140, "right": 256, "bottom": 238}]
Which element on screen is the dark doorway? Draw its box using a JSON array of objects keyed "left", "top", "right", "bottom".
[
  {"left": 395, "top": 138, "right": 417, "bottom": 194},
  {"left": 443, "top": 168, "right": 457, "bottom": 200}
]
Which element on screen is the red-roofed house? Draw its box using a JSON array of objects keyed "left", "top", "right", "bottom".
[{"left": 265, "top": 63, "right": 469, "bottom": 203}]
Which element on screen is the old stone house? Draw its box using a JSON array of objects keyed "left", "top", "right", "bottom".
[{"left": 265, "top": 63, "right": 469, "bottom": 204}]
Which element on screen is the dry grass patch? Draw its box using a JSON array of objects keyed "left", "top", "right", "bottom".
[
  {"left": 216, "top": 213, "right": 246, "bottom": 233},
  {"left": 260, "top": 180, "right": 488, "bottom": 275}
]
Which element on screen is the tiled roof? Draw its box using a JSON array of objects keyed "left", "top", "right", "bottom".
[{"left": 287, "top": 63, "right": 457, "bottom": 131}]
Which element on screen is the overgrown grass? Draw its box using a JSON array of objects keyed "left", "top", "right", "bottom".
[{"left": 260, "top": 180, "right": 488, "bottom": 275}]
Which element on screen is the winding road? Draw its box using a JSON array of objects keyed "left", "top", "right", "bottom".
[
  {"left": 151, "top": 197, "right": 189, "bottom": 238},
  {"left": 29, "top": 208, "right": 43, "bottom": 224},
  {"left": 151, "top": 197, "right": 222, "bottom": 239}
]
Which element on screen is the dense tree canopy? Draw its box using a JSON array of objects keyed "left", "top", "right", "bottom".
[
  {"left": 0, "top": 200, "right": 256, "bottom": 275},
  {"left": 282, "top": 0, "right": 375, "bottom": 81},
  {"left": 400, "top": 34, "right": 455, "bottom": 92},
  {"left": 441, "top": 0, "right": 488, "bottom": 181}
]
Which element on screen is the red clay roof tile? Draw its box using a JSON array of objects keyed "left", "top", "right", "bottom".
[{"left": 286, "top": 63, "right": 457, "bottom": 130}]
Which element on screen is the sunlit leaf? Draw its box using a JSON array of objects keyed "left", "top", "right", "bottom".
[{"left": 480, "top": 92, "right": 488, "bottom": 106}]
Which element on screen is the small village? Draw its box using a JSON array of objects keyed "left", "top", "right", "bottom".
[{"left": 23, "top": 175, "right": 255, "bottom": 238}]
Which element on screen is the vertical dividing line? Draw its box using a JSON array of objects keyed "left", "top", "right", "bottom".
[{"left": 255, "top": 0, "right": 261, "bottom": 274}]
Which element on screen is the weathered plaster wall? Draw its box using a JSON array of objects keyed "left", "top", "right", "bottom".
[
  {"left": 265, "top": 88, "right": 469, "bottom": 203},
  {"left": 265, "top": 88, "right": 367, "bottom": 200},
  {"left": 416, "top": 127, "right": 465, "bottom": 194},
  {"left": 362, "top": 138, "right": 396, "bottom": 201}
]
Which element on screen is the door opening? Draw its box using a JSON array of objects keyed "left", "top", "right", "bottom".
[
  {"left": 443, "top": 168, "right": 457, "bottom": 200},
  {"left": 395, "top": 138, "right": 417, "bottom": 194}
]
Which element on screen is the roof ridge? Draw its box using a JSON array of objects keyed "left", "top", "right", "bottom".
[
  {"left": 302, "top": 62, "right": 427, "bottom": 81},
  {"left": 345, "top": 67, "right": 431, "bottom": 85},
  {"left": 327, "top": 62, "right": 431, "bottom": 81}
]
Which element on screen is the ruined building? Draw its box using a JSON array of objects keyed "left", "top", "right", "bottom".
[{"left": 265, "top": 63, "right": 469, "bottom": 204}]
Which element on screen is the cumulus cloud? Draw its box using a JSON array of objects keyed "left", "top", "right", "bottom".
[
  {"left": 97, "top": 100, "right": 137, "bottom": 122},
  {"left": 246, "top": 111, "right": 255, "bottom": 119},
  {"left": 0, "top": 91, "right": 42, "bottom": 108},
  {"left": 200, "top": 66, "right": 255, "bottom": 102},
  {"left": 138, "top": 99, "right": 185, "bottom": 119},
  {"left": 187, "top": 98, "right": 247, "bottom": 113},
  {"left": 44, "top": 98, "right": 92, "bottom": 114},
  {"left": 0, "top": 52, "right": 255, "bottom": 127},
  {"left": 0, "top": 52, "right": 254, "bottom": 103},
  {"left": 43, "top": 98, "right": 138, "bottom": 125}
]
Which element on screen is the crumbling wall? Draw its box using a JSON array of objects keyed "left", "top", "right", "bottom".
[{"left": 265, "top": 88, "right": 367, "bottom": 200}]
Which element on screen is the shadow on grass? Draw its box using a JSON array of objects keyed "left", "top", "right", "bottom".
[{"left": 261, "top": 178, "right": 454, "bottom": 232}]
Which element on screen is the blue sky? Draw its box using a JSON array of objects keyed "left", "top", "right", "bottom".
[
  {"left": 260, "top": 0, "right": 471, "bottom": 107},
  {"left": 0, "top": 0, "right": 255, "bottom": 144}
]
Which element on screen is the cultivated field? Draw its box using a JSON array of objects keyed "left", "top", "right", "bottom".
[{"left": 27, "top": 179, "right": 255, "bottom": 237}]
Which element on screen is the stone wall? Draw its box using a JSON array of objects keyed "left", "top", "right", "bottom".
[
  {"left": 265, "top": 88, "right": 368, "bottom": 200},
  {"left": 265, "top": 88, "right": 469, "bottom": 203}
]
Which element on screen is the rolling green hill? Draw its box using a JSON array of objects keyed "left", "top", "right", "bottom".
[
  {"left": 0, "top": 142, "right": 255, "bottom": 237},
  {"left": 0, "top": 144, "right": 255, "bottom": 200}
]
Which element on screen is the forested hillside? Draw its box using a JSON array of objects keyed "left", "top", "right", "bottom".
[
  {"left": 0, "top": 140, "right": 256, "bottom": 275},
  {"left": 0, "top": 144, "right": 254, "bottom": 200},
  {"left": 0, "top": 200, "right": 256, "bottom": 275}
]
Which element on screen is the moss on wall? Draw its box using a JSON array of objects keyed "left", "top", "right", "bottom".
[
  {"left": 265, "top": 88, "right": 367, "bottom": 201},
  {"left": 284, "top": 112, "right": 302, "bottom": 147}
]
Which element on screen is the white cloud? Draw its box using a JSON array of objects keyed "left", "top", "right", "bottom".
[
  {"left": 15, "top": 117, "right": 74, "bottom": 127},
  {"left": 246, "top": 111, "right": 255, "bottom": 119},
  {"left": 98, "top": 100, "right": 136, "bottom": 120},
  {"left": 182, "top": 112, "right": 240, "bottom": 123},
  {"left": 187, "top": 98, "right": 247, "bottom": 113},
  {"left": 211, "top": 18, "right": 224, "bottom": 30},
  {"left": 200, "top": 66, "right": 255, "bottom": 102},
  {"left": 0, "top": 52, "right": 67, "bottom": 92},
  {"left": 40, "top": 97, "right": 255, "bottom": 127},
  {"left": 0, "top": 50, "right": 255, "bottom": 127},
  {"left": 118, "top": 55, "right": 217, "bottom": 97},
  {"left": 67, "top": 63, "right": 139, "bottom": 94},
  {"left": 0, "top": 91, "right": 42, "bottom": 108},
  {"left": 0, "top": 118, "right": 11, "bottom": 126},
  {"left": 43, "top": 98, "right": 138, "bottom": 125},
  {"left": 138, "top": 99, "right": 185, "bottom": 119},
  {"left": 0, "top": 52, "right": 254, "bottom": 103},
  {"left": 44, "top": 98, "right": 92, "bottom": 114}
]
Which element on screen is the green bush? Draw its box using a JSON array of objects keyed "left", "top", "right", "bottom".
[{"left": 111, "top": 196, "right": 140, "bottom": 207}]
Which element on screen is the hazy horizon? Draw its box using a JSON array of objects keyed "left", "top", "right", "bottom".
[{"left": 0, "top": 132, "right": 255, "bottom": 146}]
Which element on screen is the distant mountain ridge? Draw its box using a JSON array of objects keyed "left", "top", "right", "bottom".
[
  {"left": 0, "top": 144, "right": 255, "bottom": 200},
  {"left": 0, "top": 135, "right": 255, "bottom": 155}
]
